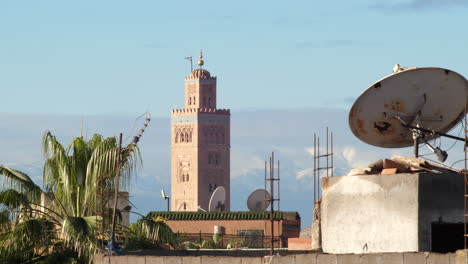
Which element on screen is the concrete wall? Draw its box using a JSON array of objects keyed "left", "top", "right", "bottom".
[
  {"left": 320, "top": 173, "right": 464, "bottom": 254},
  {"left": 93, "top": 250, "right": 468, "bottom": 264},
  {"left": 321, "top": 173, "right": 420, "bottom": 254}
]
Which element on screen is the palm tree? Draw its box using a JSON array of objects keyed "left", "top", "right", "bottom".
[{"left": 0, "top": 127, "right": 145, "bottom": 263}]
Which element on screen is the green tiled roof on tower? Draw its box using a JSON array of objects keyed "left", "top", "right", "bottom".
[{"left": 146, "top": 211, "right": 299, "bottom": 221}]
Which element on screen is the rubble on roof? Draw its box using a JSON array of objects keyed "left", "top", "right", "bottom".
[{"left": 346, "top": 155, "right": 460, "bottom": 176}]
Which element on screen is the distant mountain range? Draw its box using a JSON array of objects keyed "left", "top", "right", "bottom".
[{"left": 1, "top": 108, "right": 464, "bottom": 227}]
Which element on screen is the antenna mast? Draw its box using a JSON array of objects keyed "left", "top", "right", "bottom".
[{"left": 185, "top": 56, "right": 193, "bottom": 72}]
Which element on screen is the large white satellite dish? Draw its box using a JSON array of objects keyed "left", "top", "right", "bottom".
[
  {"left": 349, "top": 66, "right": 468, "bottom": 161},
  {"left": 208, "top": 186, "right": 226, "bottom": 212},
  {"left": 247, "top": 189, "right": 271, "bottom": 211},
  {"left": 349, "top": 67, "right": 468, "bottom": 148}
]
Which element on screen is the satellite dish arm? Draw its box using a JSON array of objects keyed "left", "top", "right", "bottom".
[{"left": 401, "top": 123, "right": 466, "bottom": 142}]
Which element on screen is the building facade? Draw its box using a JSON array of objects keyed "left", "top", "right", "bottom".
[
  {"left": 147, "top": 211, "right": 301, "bottom": 248},
  {"left": 170, "top": 52, "right": 230, "bottom": 211}
]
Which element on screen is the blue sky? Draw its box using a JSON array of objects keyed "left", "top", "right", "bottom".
[
  {"left": 1, "top": 0, "right": 467, "bottom": 116},
  {"left": 1, "top": 0, "right": 468, "bottom": 226}
]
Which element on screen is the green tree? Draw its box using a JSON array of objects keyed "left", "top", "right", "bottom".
[{"left": 0, "top": 131, "right": 141, "bottom": 263}]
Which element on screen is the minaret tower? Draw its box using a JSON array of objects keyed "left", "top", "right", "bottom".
[{"left": 170, "top": 50, "right": 231, "bottom": 211}]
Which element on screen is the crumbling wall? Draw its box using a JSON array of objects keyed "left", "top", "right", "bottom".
[{"left": 311, "top": 198, "right": 322, "bottom": 251}]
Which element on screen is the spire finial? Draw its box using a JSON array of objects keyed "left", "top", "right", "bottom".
[{"left": 197, "top": 49, "right": 204, "bottom": 68}]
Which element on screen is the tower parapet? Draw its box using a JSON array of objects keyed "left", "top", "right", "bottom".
[{"left": 171, "top": 108, "right": 230, "bottom": 115}]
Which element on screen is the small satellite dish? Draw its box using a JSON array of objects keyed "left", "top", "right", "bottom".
[
  {"left": 247, "top": 189, "right": 271, "bottom": 211},
  {"left": 349, "top": 67, "right": 468, "bottom": 149},
  {"left": 208, "top": 186, "right": 226, "bottom": 212}
]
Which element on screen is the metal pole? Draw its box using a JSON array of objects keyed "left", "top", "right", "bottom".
[
  {"left": 270, "top": 153, "right": 274, "bottom": 256},
  {"left": 313, "top": 134, "right": 316, "bottom": 202},
  {"left": 414, "top": 136, "right": 420, "bottom": 158},
  {"left": 326, "top": 127, "right": 329, "bottom": 177},
  {"left": 111, "top": 133, "right": 123, "bottom": 250},
  {"left": 264, "top": 160, "right": 267, "bottom": 251},
  {"left": 277, "top": 160, "right": 280, "bottom": 212},
  {"left": 264, "top": 161, "right": 267, "bottom": 211},
  {"left": 331, "top": 132, "right": 334, "bottom": 177},
  {"left": 317, "top": 137, "right": 320, "bottom": 197},
  {"left": 167, "top": 197, "right": 170, "bottom": 212}
]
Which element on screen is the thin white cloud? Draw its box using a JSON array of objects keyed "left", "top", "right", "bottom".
[
  {"left": 296, "top": 168, "right": 313, "bottom": 180},
  {"left": 371, "top": 0, "right": 468, "bottom": 11}
]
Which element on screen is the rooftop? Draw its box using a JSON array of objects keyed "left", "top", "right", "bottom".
[{"left": 146, "top": 211, "right": 300, "bottom": 221}]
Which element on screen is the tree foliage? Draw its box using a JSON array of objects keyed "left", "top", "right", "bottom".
[{"left": 0, "top": 131, "right": 141, "bottom": 263}]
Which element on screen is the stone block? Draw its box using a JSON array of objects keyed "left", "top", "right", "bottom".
[
  {"left": 241, "top": 257, "right": 263, "bottom": 264},
  {"left": 403, "top": 252, "right": 426, "bottom": 264},
  {"left": 449, "top": 253, "right": 456, "bottom": 264},
  {"left": 360, "top": 254, "right": 382, "bottom": 264},
  {"left": 203, "top": 256, "right": 241, "bottom": 264},
  {"left": 381, "top": 253, "right": 403, "bottom": 264},
  {"left": 146, "top": 256, "right": 165, "bottom": 264},
  {"left": 124, "top": 256, "right": 145, "bottom": 264},
  {"left": 263, "top": 255, "right": 295, "bottom": 264},
  {"left": 108, "top": 256, "right": 128, "bottom": 264},
  {"left": 182, "top": 256, "right": 202, "bottom": 264},
  {"left": 295, "top": 254, "right": 317, "bottom": 264},
  {"left": 427, "top": 253, "right": 448, "bottom": 264},
  {"left": 336, "top": 254, "right": 360, "bottom": 264},
  {"left": 92, "top": 255, "right": 104, "bottom": 264},
  {"left": 317, "top": 254, "right": 337, "bottom": 264},
  {"left": 164, "top": 256, "right": 183, "bottom": 264}
]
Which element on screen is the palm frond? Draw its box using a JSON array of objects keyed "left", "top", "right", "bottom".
[
  {"left": 36, "top": 251, "right": 79, "bottom": 264},
  {"left": 137, "top": 217, "right": 180, "bottom": 248},
  {"left": 0, "top": 218, "right": 56, "bottom": 262},
  {"left": 0, "top": 189, "right": 30, "bottom": 210},
  {"left": 0, "top": 166, "right": 42, "bottom": 203},
  {"left": 42, "top": 131, "right": 75, "bottom": 215},
  {"left": 119, "top": 145, "right": 142, "bottom": 189},
  {"left": 61, "top": 216, "right": 98, "bottom": 260},
  {"left": 0, "top": 209, "right": 11, "bottom": 233}
]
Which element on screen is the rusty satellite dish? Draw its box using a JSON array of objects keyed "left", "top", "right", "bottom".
[
  {"left": 247, "top": 189, "right": 271, "bottom": 211},
  {"left": 350, "top": 67, "right": 468, "bottom": 150},
  {"left": 208, "top": 186, "right": 226, "bottom": 212}
]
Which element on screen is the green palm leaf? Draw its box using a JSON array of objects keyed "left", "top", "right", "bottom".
[
  {"left": 0, "top": 166, "right": 42, "bottom": 203},
  {"left": 0, "top": 218, "right": 55, "bottom": 262},
  {"left": 61, "top": 216, "right": 97, "bottom": 259}
]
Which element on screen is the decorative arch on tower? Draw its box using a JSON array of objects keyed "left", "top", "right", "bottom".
[{"left": 174, "top": 126, "right": 194, "bottom": 144}]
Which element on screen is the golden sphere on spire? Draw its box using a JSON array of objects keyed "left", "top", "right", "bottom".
[{"left": 197, "top": 49, "right": 204, "bottom": 66}]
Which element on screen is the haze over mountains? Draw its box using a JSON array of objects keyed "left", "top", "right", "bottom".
[{"left": 1, "top": 108, "right": 464, "bottom": 226}]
